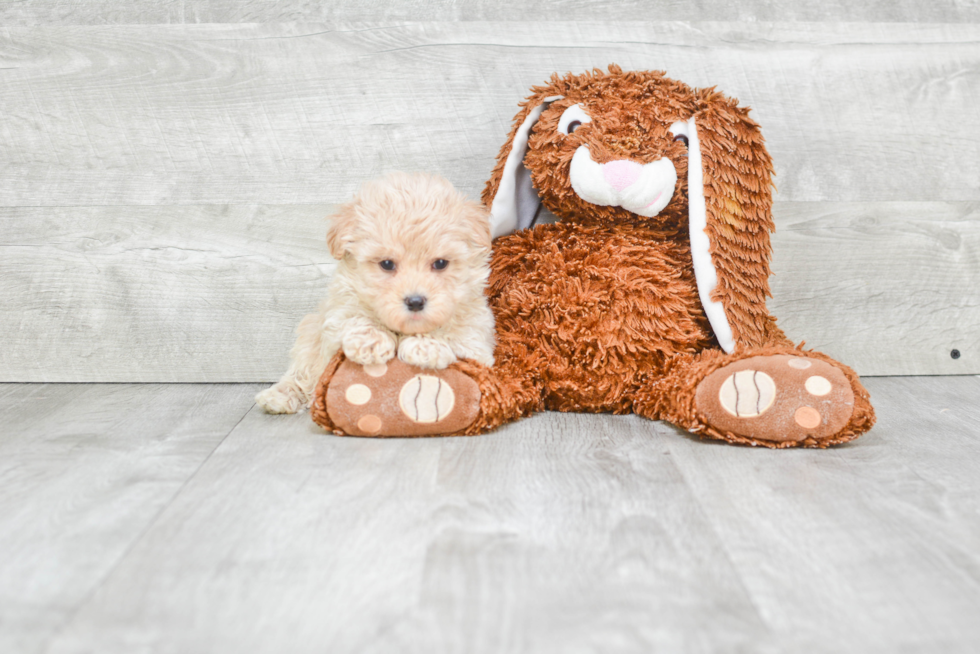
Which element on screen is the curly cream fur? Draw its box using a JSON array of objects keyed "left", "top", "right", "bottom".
[{"left": 256, "top": 172, "right": 495, "bottom": 414}]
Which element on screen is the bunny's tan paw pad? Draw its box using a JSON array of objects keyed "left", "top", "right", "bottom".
[
  {"left": 322, "top": 359, "right": 480, "bottom": 437},
  {"left": 695, "top": 355, "right": 854, "bottom": 444}
]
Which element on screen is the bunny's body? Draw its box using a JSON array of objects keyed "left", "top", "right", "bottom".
[{"left": 488, "top": 221, "right": 711, "bottom": 413}]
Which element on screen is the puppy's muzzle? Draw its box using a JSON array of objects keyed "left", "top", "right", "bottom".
[{"left": 404, "top": 295, "right": 427, "bottom": 312}]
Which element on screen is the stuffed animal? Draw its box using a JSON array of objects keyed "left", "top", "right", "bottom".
[{"left": 312, "top": 65, "right": 875, "bottom": 447}]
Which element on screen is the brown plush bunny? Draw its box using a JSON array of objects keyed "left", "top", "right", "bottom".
[{"left": 312, "top": 65, "right": 875, "bottom": 447}]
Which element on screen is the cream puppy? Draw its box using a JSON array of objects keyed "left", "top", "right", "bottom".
[{"left": 256, "top": 172, "right": 495, "bottom": 414}]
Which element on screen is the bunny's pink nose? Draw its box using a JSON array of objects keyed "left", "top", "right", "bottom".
[{"left": 602, "top": 159, "right": 642, "bottom": 191}]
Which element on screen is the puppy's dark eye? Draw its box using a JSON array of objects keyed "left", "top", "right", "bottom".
[
  {"left": 566, "top": 120, "right": 582, "bottom": 134},
  {"left": 673, "top": 134, "right": 689, "bottom": 147},
  {"left": 432, "top": 259, "right": 449, "bottom": 271},
  {"left": 379, "top": 260, "right": 396, "bottom": 271}
]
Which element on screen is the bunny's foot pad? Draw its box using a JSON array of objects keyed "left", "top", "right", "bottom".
[
  {"left": 695, "top": 355, "right": 854, "bottom": 444},
  {"left": 318, "top": 358, "right": 480, "bottom": 437}
]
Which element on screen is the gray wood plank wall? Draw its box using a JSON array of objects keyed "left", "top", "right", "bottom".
[
  {"left": 4, "top": 2, "right": 980, "bottom": 24},
  {"left": 2, "top": 18, "right": 978, "bottom": 380}
]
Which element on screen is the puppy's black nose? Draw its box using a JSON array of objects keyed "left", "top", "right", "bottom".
[{"left": 404, "top": 295, "right": 426, "bottom": 312}]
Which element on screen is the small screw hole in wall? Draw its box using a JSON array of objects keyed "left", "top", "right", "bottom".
[{"left": 951, "top": 349, "right": 961, "bottom": 360}]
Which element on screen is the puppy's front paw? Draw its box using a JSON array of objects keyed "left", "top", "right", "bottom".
[
  {"left": 256, "top": 383, "right": 306, "bottom": 414},
  {"left": 398, "top": 336, "right": 457, "bottom": 369},
  {"left": 343, "top": 326, "right": 397, "bottom": 366}
]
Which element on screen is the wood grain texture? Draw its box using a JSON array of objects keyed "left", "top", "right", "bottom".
[
  {"left": 0, "top": 204, "right": 337, "bottom": 382},
  {"left": 2, "top": 20, "right": 977, "bottom": 380},
  {"left": 1, "top": 22, "right": 979, "bottom": 206},
  {"left": 3, "top": 201, "right": 975, "bottom": 381},
  {"left": 2, "top": 1, "right": 979, "bottom": 25},
  {"left": 662, "top": 375, "right": 980, "bottom": 653},
  {"left": 768, "top": 202, "right": 980, "bottom": 376},
  {"left": 36, "top": 408, "right": 804, "bottom": 653},
  {"left": 14, "top": 376, "right": 975, "bottom": 654},
  {"left": 0, "top": 382, "right": 261, "bottom": 654}
]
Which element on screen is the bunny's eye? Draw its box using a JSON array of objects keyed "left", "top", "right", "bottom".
[
  {"left": 558, "top": 104, "right": 592, "bottom": 136},
  {"left": 669, "top": 120, "right": 691, "bottom": 151},
  {"left": 379, "top": 260, "right": 396, "bottom": 271}
]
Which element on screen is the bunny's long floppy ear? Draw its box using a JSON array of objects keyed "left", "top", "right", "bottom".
[
  {"left": 685, "top": 92, "right": 777, "bottom": 353},
  {"left": 483, "top": 95, "right": 563, "bottom": 239}
]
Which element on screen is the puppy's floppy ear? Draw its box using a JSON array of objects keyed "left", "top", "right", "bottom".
[
  {"left": 325, "top": 203, "right": 358, "bottom": 260},
  {"left": 482, "top": 91, "right": 564, "bottom": 239},
  {"left": 457, "top": 199, "right": 493, "bottom": 253},
  {"left": 683, "top": 90, "right": 778, "bottom": 353}
]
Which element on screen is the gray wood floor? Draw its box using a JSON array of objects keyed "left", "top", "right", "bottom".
[{"left": 2, "top": 377, "right": 978, "bottom": 654}]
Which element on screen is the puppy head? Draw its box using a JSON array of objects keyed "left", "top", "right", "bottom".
[{"left": 327, "top": 172, "right": 491, "bottom": 335}]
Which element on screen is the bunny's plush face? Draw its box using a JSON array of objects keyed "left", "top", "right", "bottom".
[
  {"left": 484, "top": 66, "right": 778, "bottom": 356},
  {"left": 524, "top": 76, "right": 698, "bottom": 228}
]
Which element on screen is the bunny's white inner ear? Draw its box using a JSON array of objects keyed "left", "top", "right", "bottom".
[
  {"left": 676, "top": 117, "right": 737, "bottom": 354},
  {"left": 489, "top": 96, "right": 562, "bottom": 239}
]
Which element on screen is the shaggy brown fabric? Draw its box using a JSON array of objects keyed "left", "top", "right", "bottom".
[
  {"left": 481, "top": 66, "right": 785, "bottom": 349},
  {"left": 310, "top": 353, "right": 344, "bottom": 434},
  {"left": 488, "top": 222, "right": 715, "bottom": 413},
  {"left": 313, "top": 65, "right": 875, "bottom": 447}
]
